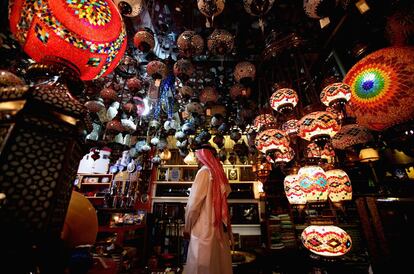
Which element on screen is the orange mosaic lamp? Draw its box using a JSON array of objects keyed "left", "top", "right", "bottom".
[
  {"left": 255, "top": 128, "right": 290, "bottom": 155},
  {"left": 326, "top": 169, "right": 352, "bottom": 202},
  {"left": 301, "top": 225, "right": 352, "bottom": 257},
  {"left": 270, "top": 88, "right": 299, "bottom": 113},
  {"left": 298, "top": 111, "right": 340, "bottom": 148},
  {"left": 9, "top": 0, "right": 127, "bottom": 80}
]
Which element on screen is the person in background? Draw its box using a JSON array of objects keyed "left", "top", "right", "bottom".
[{"left": 183, "top": 144, "right": 233, "bottom": 274}]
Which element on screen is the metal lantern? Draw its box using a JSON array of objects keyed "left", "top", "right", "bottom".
[
  {"left": 281, "top": 119, "right": 299, "bottom": 135},
  {"left": 284, "top": 174, "right": 307, "bottom": 205},
  {"left": 326, "top": 169, "right": 352, "bottom": 202},
  {"left": 298, "top": 111, "right": 340, "bottom": 148},
  {"left": 207, "top": 29, "right": 234, "bottom": 55},
  {"left": 331, "top": 123, "right": 373, "bottom": 150},
  {"left": 255, "top": 129, "right": 290, "bottom": 155},
  {"left": 320, "top": 82, "right": 351, "bottom": 108},
  {"left": 146, "top": 60, "right": 168, "bottom": 80},
  {"left": 197, "top": 0, "right": 225, "bottom": 25},
  {"left": 344, "top": 47, "right": 414, "bottom": 131},
  {"left": 9, "top": 0, "right": 127, "bottom": 80},
  {"left": 243, "top": 0, "right": 275, "bottom": 32},
  {"left": 234, "top": 61, "right": 256, "bottom": 84},
  {"left": 133, "top": 29, "right": 155, "bottom": 52},
  {"left": 114, "top": 0, "right": 144, "bottom": 17},
  {"left": 199, "top": 86, "right": 219, "bottom": 104},
  {"left": 253, "top": 114, "right": 277, "bottom": 132},
  {"left": 100, "top": 87, "right": 118, "bottom": 104},
  {"left": 303, "top": 0, "right": 339, "bottom": 19},
  {"left": 126, "top": 76, "right": 143, "bottom": 92},
  {"left": 229, "top": 83, "right": 251, "bottom": 100},
  {"left": 177, "top": 31, "right": 204, "bottom": 58},
  {"left": 297, "top": 165, "right": 329, "bottom": 202},
  {"left": 173, "top": 59, "right": 195, "bottom": 82},
  {"left": 270, "top": 88, "right": 299, "bottom": 113},
  {"left": 301, "top": 225, "right": 352, "bottom": 256}
]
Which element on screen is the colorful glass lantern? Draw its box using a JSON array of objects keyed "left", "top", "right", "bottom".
[
  {"left": 320, "top": 82, "right": 351, "bottom": 107},
  {"left": 114, "top": 0, "right": 144, "bottom": 17},
  {"left": 199, "top": 86, "right": 219, "bottom": 104},
  {"left": 9, "top": 0, "right": 127, "bottom": 80},
  {"left": 234, "top": 61, "right": 256, "bottom": 85},
  {"left": 270, "top": 88, "right": 299, "bottom": 113},
  {"left": 344, "top": 47, "right": 414, "bottom": 131},
  {"left": 252, "top": 156, "right": 272, "bottom": 183},
  {"left": 298, "top": 165, "right": 328, "bottom": 202},
  {"left": 133, "top": 29, "right": 155, "bottom": 52},
  {"left": 173, "top": 59, "right": 195, "bottom": 82},
  {"left": 255, "top": 129, "right": 290, "bottom": 154},
  {"left": 303, "top": 0, "right": 339, "bottom": 19},
  {"left": 146, "top": 60, "right": 168, "bottom": 80},
  {"left": 326, "top": 169, "right": 352, "bottom": 202},
  {"left": 253, "top": 114, "right": 277, "bottom": 131},
  {"left": 284, "top": 174, "right": 307, "bottom": 205},
  {"left": 331, "top": 123, "right": 373, "bottom": 150},
  {"left": 270, "top": 145, "right": 295, "bottom": 163},
  {"left": 177, "top": 31, "right": 204, "bottom": 58},
  {"left": 229, "top": 83, "right": 251, "bottom": 100},
  {"left": 298, "top": 111, "right": 340, "bottom": 148},
  {"left": 301, "top": 225, "right": 352, "bottom": 256},
  {"left": 207, "top": 29, "right": 234, "bottom": 55},
  {"left": 282, "top": 119, "right": 299, "bottom": 135}
]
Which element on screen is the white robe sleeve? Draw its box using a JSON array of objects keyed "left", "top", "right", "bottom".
[{"left": 184, "top": 168, "right": 209, "bottom": 234}]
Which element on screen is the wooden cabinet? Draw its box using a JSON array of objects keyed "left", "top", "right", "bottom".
[{"left": 76, "top": 173, "right": 113, "bottom": 207}]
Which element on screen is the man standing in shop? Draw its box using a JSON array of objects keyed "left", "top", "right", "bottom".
[{"left": 183, "top": 144, "right": 233, "bottom": 274}]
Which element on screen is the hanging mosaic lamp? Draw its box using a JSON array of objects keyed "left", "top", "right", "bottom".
[
  {"left": 297, "top": 165, "right": 329, "bottom": 202},
  {"left": 146, "top": 60, "right": 168, "bottom": 85},
  {"left": 207, "top": 29, "right": 234, "bottom": 55},
  {"left": 270, "top": 88, "right": 299, "bottom": 113},
  {"left": 177, "top": 31, "right": 204, "bottom": 58},
  {"left": 320, "top": 82, "right": 351, "bottom": 107},
  {"left": 326, "top": 169, "right": 352, "bottom": 202},
  {"left": 344, "top": 47, "right": 414, "bottom": 131},
  {"left": 126, "top": 76, "right": 143, "bottom": 92},
  {"left": 9, "top": 0, "right": 127, "bottom": 80},
  {"left": 284, "top": 174, "right": 307, "bottom": 205},
  {"left": 234, "top": 61, "right": 256, "bottom": 86},
  {"left": 303, "top": 0, "right": 339, "bottom": 19},
  {"left": 301, "top": 225, "right": 352, "bottom": 256},
  {"left": 269, "top": 145, "right": 295, "bottom": 164},
  {"left": 331, "top": 123, "right": 373, "bottom": 150},
  {"left": 114, "top": 0, "right": 144, "bottom": 17},
  {"left": 229, "top": 83, "right": 251, "bottom": 100},
  {"left": 255, "top": 129, "right": 290, "bottom": 155},
  {"left": 173, "top": 59, "right": 195, "bottom": 82},
  {"left": 298, "top": 111, "right": 340, "bottom": 148},
  {"left": 133, "top": 28, "right": 155, "bottom": 53},
  {"left": 199, "top": 86, "right": 219, "bottom": 104},
  {"left": 281, "top": 119, "right": 299, "bottom": 136},
  {"left": 197, "top": 0, "right": 225, "bottom": 27},
  {"left": 253, "top": 114, "right": 277, "bottom": 132}
]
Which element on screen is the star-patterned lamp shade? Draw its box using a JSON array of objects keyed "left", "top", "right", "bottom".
[
  {"left": 331, "top": 123, "right": 373, "bottom": 150},
  {"left": 253, "top": 114, "right": 277, "bottom": 131},
  {"left": 282, "top": 119, "right": 299, "bottom": 135},
  {"left": 234, "top": 61, "right": 256, "bottom": 84},
  {"left": 344, "top": 47, "right": 414, "bottom": 131},
  {"left": 284, "top": 174, "right": 307, "bottom": 205},
  {"left": 301, "top": 225, "right": 352, "bottom": 257},
  {"left": 133, "top": 29, "right": 155, "bottom": 52},
  {"left": 255, "top": 129, "right": 290, "bottom": 154},
  {"left": 326, "top": 169, "right": 352, "bottom": 202},
  {"left": 177, "top": 31, "right": 204, "bottom": 58},
  {"left": 320, "top": 82, "right": 351, "bottom": 107},
  {"left": 207, "top": 29, "right": 234, "bottom": 55},
  {"left": 303, "top": 0, "right": 339, "bottom": 19},
  {"left": 270, "top": 88, "right": 299, "bottom": 112},
  {"left": 9, "top": 0, "right": 127, "bottom": 80},
  {"left": 173, "top": 59, "right": 195, "bottom": 82},
  {"left": 298, "top": 111, "right": 340, "bottom": 145},
  {"left": 199, "top": 86, "right": 219, "bottom": 104},
  {"left": 298, "top": 165, "right": 328, "bottom": 202}
]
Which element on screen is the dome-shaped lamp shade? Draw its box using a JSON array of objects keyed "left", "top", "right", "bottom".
[
  {"left": 9, "top": 0, "right": 127, "bottom": 80},
  {"left": 298, "top": 111, "right": 340, "bottom": 147},
  {"left": 301, "top": 225, "right": 352, "bottom": 257},
  {"left": 331, "top": 123, "right": 373, "bottom": 150},
  {"left": 244, "top": 0, "right": 275, "bottom": 17},
  {"left": 114, "top": 0, "right": 144, "bottom": 17},
  {"left": 326, "top": 169, "right": 352, "bottom": 202},
  {"left": 298, "top": 166, "right": 328, "bottom": 202},
  {"left": 146, "top": 61, "right": 168, "bottom": 80},
  {"left": 177, "top": 31, "right": 204, "bottom": 58},
  {"left": 344, "top": 47, "right": 414, "bottom": 131},
  {"left": 199, "top": 86, "right": 219, "bottom": 104},
  {"left": 173, "top": 59, "right": 195, "bottom": 82},
  {"left": 253, "top": 114, "right": 277, "bottom": 132},
  {"left": 284, "top": 174, "right": 307, "bottom": 205},
  {"left": 234, "top": 61, "right": 256, "bottom": 85},
  {"left": 359, "top": 148, "right": 380, "bottom": 162},
  {"left": 303, "top": 0, "right": 339, "bottom": 19},
  {"left": 270, "top": 88, "right": 299, "bottom": 113},
  {"left": 255, "top": 129, "right": 290, "bottom": 154},
  {"left": 320, "top": 82, "right": 351, "bottom": 107},
  {"left": 282, "top": 119, "right": 299, "bottom": 135},
  {"left": 133, "top": 29, "right": 155, "bottom": 52},
  {"left": 207, "top": 29, "right": 234, "bottom": 55}
]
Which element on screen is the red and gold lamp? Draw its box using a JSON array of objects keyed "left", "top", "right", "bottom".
[{"left": 270, "top": 88, "right": 299, "bottom": 113}]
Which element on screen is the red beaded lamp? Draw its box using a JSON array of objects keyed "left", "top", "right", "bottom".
[
  {"left": 9, "top": 0, "right": 127, "bottom": 81},
  {"left": 270, "top": 88, "right": 299, "bottom": 113},
  {"left": 326, "top": 169, "right": 352, "bottom": 203},
  {"left": 229, "top": 83, "right": 251, "bottom": 100},
  {"left": 320, "top": 82, "right": 351, "bottom": 107},
  {"left": 298, "top": 111, "right": 340, "bottom": 148},
  {"left": 133, "top": 29, "right": 155, "bottom": 53},
  {"left": 255, "top": 128, "right": 290, "bottom": 156},
  {"left": 331, "top": 123, "right": 373, "bottom": 150},
  {"left": 281, "top": 119, "right": 299, "bottom": 135},
  {"left": 253, "top": 114, "right": 277, "bottom": 132}
]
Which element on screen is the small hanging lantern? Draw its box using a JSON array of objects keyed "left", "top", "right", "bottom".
[
  {"left": 298, "top": 111, "right": 340, "bottom": 148},
  {"left": 229, "top": 83, "right": 251, "bottom": 100},
  {"left": 234, "top": 61, "right": 256, "bottom": 86},
  {"left": 177, "top": 31, "right": 204, "bottom": 58},
  {"left": 126, "top": 77, "right": 143, "bottom": 92},
  {"left": 146, "top": 60, "right": 168, "bottom": 87},
  {"left": 197, "top": 0, "right": 225, "bottom": 27},
  {"left": 252, "top": 156, "right": 272, "bottom": 183},
  {"left": 255, "top": 129, "right": 290, "bottom": 155},
  {"left": 270, "top": 88, "right": 299, "bottom": 113},
  {"left": 100, "top": 88, "right": 118, "bottom": 104},
  {"left": 185, "top": 101, "right": 204, "bottom": 115},
  {"left": 320, "top": 82, "right": 351, "bottom": 108},
  {"left": 173, "top": 59, "right": 195, "bottom": 83},
  {"left": 269, "top": 145, "right": 295, "bottom": 164},
  {"left": 297, "top": 165, "right": 329, "bottom": 203},
  {"left": 85, "top": 99, "right": 105, "bottom": 113},
  {"left": 331, "top": 123, "right": 373, "bottom": 150},
  {"left": 326, "top": 169, "right": 352, "bottom": 203},
  {"left": 160, "top": 148, "right": 172, "bottom": 164},
  {"left": 281, "top": 119, "right": 299, "bottom": 136},
  {"left": 114, "top": 0, "right": 144, "bottom": 17},
  {"left": 207, "top": 29, "right": 234, "bottom": 55},
  {"left": 184, "top": 151, "right": 197, "bottom": 165},
  {"left": 253, "top": 114, "right": 277, "bottom": 132},
  {"left": 133, "top": 28, "right": 155, "bottom": 52},
  {"left": 178, "top": 86, "right": 194, "bottom": 98},
  {"left": 199, "top": 86, "right": 219, "bottom": 104},
  {"left": 301, "top": 225, "right": 352, "bottom": 257}
]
